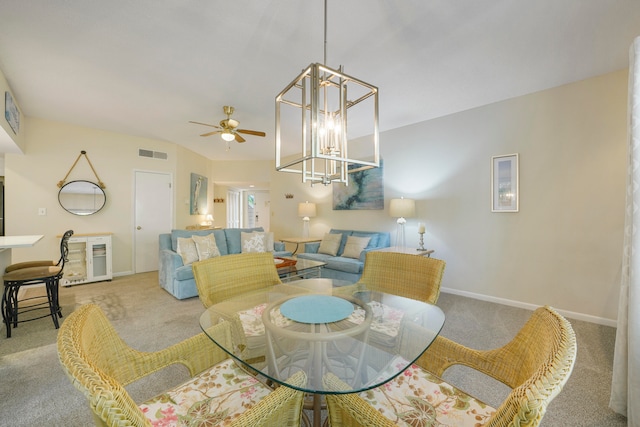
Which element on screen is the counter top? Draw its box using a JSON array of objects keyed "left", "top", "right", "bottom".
[{"left": 0, "top": 235, "right": 45, "bottom": 249}]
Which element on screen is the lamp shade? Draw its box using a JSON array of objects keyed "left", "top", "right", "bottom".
[
  {"left": 298, "top": 201, "right": 317, "bottom": 218},
  {"left": 389, "top": 198, "right": 415, "bottom": 218},
  {"left": 221, "top": 131, "right": 235, "bottom": 142}
]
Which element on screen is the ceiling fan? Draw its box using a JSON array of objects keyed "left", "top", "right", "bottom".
[{"left": 189, "top": 106, "right": 266, "bottom": 143}]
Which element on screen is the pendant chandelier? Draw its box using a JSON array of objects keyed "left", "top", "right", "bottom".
[{"left": 275, "top": 0, "right": 379, "bottom": 186}]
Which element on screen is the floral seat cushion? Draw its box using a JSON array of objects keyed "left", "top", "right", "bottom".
[
  {"left": 360, "top": 357, "right": 496, "bottom": 427},
  {"left": 238, "top": 303, "right": 292, "bottom": 337},
  {"left": 139, "top": 358, "right": 272, "bottom": 426}
]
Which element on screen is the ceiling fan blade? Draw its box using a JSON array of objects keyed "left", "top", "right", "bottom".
[
  {"left": 235, "top": 133, "right": 246, "bottom": 143},
  {"left": 237, "top": 129, "right": 266, "bottom": 137},
  {"left": 189, "top": 120, "right": 221, "bottom": 129},
  {"left": 200, "top": 131, "right": 221, "bottom": 137}
]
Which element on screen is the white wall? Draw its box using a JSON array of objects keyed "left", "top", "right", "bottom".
[{"left": 270, "top": 70, "right": 628, "bottom": 324}]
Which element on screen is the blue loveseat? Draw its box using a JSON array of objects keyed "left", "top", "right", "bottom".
[
  {"left": 159, "top": 227, "right": 291, "bottom": 299},
  {"left": 297, "top": 229, "right": 391, "bottom": 283}
]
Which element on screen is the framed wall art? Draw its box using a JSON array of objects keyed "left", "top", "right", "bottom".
[
  {"left": 491, "top": 153, "right": 519, "bottom": 212},
  {"left": 190, "top": 173, "right": 208, "bottom": 215},
  {"left": 333, "top": 160, "right": 384, "bottom": 210},
  {"left": 5, "top": 91, "right": 20, "bottom": 134}
]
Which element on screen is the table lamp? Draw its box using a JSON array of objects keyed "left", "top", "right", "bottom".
[
  {"left": 298, "top": 201, "right": 317, "bottom": 237},
  {"left": 390, "top": 197, "right": 415, "bottom": 248}
]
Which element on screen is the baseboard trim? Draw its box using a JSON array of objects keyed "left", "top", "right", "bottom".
[
  {"left": 113, "top": 271, "right": 134, "bottom": 278},
  {"left": 441, "top": 287, "right": 618, "bottom": 328}
]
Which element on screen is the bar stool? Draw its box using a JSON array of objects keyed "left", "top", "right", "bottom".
[{"left": 1, "top": 230, "right": 73, "bottom": 337}]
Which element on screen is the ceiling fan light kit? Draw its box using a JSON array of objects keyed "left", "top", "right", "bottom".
[
  {"left": 274, "top": 0, "right": 379, "bottom": 186},
  {"left": 189, "top": 105, "right": 266, "bottom": 148}
]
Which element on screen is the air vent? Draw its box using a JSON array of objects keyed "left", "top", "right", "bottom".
[{"left": 138, "top": 149, "right": 168, "bottom": 160}]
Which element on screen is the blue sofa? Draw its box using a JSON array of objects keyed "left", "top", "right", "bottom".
[
  {"left": 159, "top": 227, "right": 291, "bottom": 299},
  {"left": 297, "top": 229, "right": 391, "bottom": 283}
]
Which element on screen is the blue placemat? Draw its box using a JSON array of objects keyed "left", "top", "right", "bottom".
[{"left": 280, "top": 295, "right": 354, "bottom": 324}]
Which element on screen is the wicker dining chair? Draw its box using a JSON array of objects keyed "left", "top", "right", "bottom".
[
  {"left": 337, "top": 251, "right": 446, "bottom": 304},
  {"left": 323, "top": 305, "right": 577, "bottom": 427},
  {"left": 57, "top": 303, "right": 306, "bottom": 427},
  {"left": 192, "top": 252, "right": 282, "bottom": 308}
]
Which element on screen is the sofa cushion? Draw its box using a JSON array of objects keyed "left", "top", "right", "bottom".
[
  {"left": 241, "top": 231, "right": 267, "bottom": 253},
  {"left": 176, "top": 237, "right": 199, "bottom": 265},
  {"left": 329, "top": 229, "right": 354, "bottom": 256},
  {"left": 318, "top": 233, "right": 342, "bottom": 256},
  {"left": 325, "top": 256, "right": 363, "bottom": 274},
  {"left": 170, "top": 229, "right": 228, "bottom": 254},
  {"left": 192, "top": 234, "right": 221, "bottom": 261},
  {"left": 352, "top": 231, "right": 380, "bottom": 249},
  {"left": 175, "top": 264, "right": 196, "bottom": 281},
  {"left": 342, "top": 236, "right": 371, "bottom": 259},
  {"left": 253, "top": 231, "right": 275, "bottom": 252},
  {"left": 224, "top": 227, "right": 264, "bottom": 254}
]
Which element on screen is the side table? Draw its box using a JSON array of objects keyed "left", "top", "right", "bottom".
[
  {"left": 374, "top": 246, "right": 434, "bottom": 257},
  {"left": 279, "top": 237, "right": 322, "bottom": 255}
]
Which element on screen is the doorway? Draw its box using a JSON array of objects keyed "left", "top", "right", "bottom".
[{"left": 134, "top": 171, "right": 172, "bottom": 273}]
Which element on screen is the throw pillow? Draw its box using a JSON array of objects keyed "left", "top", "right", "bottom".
[
  {"left": 241, "top": 232, "right": 266, "bottom": 253},
  {"left": 342, "top": 236, "right": 371, "bottom": 259},
  {"left": 253, "top": 231, "right": 275, "bottom": 252},
  {"left": 176, "top": 237, "right": 199, "bottom": 265},
  {"left": 192, "top": 234, "right": 221, "bottom": 261},
  {"left": 318, "top": 233, "right": 342, "bottom": 256}
]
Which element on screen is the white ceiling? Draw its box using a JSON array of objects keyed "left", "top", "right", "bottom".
[{"left": 0, "top": 0, "right": 639, "bottom": 161}]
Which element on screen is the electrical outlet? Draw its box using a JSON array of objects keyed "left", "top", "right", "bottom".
[{"left": 38, "top": 208, "right": 46, "bottom": 216}]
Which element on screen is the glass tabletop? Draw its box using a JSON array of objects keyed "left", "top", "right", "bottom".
[{"left": 199, "top": 279, "right": 445, "bottom": 395}]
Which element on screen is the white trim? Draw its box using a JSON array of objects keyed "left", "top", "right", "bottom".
[{"left": 441, "top": 287, "right": 617, "bottom": 327}]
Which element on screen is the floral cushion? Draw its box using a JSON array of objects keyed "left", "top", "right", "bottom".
[
  {"left": 238, "top": 303, "right": 292, "bottom": 337},
  {"left": 360, "top": 357, "right": 496, "bottom": 427},
  {"left": 139, "top": 358, "right": 272, "bottom": 426},
  {"left": 347, "top": 301, "right": 405, "bottom": 346}
]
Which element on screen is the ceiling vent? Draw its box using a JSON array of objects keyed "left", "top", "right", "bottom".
[{"left": 138, "top": 149, "right": 168, "bottom": 160}]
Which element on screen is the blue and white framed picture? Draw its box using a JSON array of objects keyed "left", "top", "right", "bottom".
[
  {"left": 332, "top": 160, "right": 384, "bottom": 210},
  {"left": 190, "top": 173, "right": 208, "bottom": 215},
  {"left": 5, "top": 91, "right": 20, "bottom": 134}
]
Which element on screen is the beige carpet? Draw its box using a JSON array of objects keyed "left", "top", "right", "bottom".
[{"left": 0, "top": 272, "right": 629, "bottom": 426}]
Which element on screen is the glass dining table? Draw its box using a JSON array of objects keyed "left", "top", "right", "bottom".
[{"left": 199, "top": 278, "right": 445, "bottom": 427}]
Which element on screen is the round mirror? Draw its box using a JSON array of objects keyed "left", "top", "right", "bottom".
[{"left": 58, "top": 180, "right": 106, "bottom": 216}]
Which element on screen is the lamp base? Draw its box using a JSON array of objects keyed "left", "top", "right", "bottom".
[{"left": 395, "top": 222, "right": 406, "bottom": 249}]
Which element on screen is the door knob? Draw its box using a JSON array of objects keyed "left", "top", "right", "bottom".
[{"left": 137, "top": 226, "right": 142, "bottom": 230}]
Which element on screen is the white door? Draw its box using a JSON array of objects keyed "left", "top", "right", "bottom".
[
  {"left": 134, "top": 171, "right": 172, "bottom": 273},
  {"left": 252, "top": 191, "right": 271, "bottom": 230},
  {"left": 227, "top": 190, "right": 240, "bottom": 228}
]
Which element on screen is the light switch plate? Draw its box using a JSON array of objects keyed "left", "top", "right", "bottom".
[{"left": 38, "top": 208, "right": 46, "bottom": 216}]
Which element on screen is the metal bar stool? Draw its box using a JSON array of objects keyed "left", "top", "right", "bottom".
[{"left": 1, "top": 230, "right": 73, "bottom": 337}]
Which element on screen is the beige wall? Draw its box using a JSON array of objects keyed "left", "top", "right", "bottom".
[
  {"left": 0, "top": 67, "right": 26, "bottom": 153},
  {"left": 4, "top": 118, "right": 207, "bottom": 274},
  {"left": 2, "top": 69, "right": 627, "bottom": 324},
  {"left": 269, "top": 70, "right": 628, "bottom": 324}
]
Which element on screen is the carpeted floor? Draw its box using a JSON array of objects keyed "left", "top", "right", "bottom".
[{"left": 0, "top": 272, "right": 628, "bottom": 426}]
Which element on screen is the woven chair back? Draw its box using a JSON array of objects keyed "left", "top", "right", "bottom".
[
  {"left": 192, "top": 252, "right": 282, "bottom": 307},
  {"left": 486, "top": 306, "right": 577, "bottom": 426},
  {"left": 57, "top": 304, "right": 156, "bottom": 426},
  {"left": 358, "top": 251, "right": 445, "bottom": 303}
]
